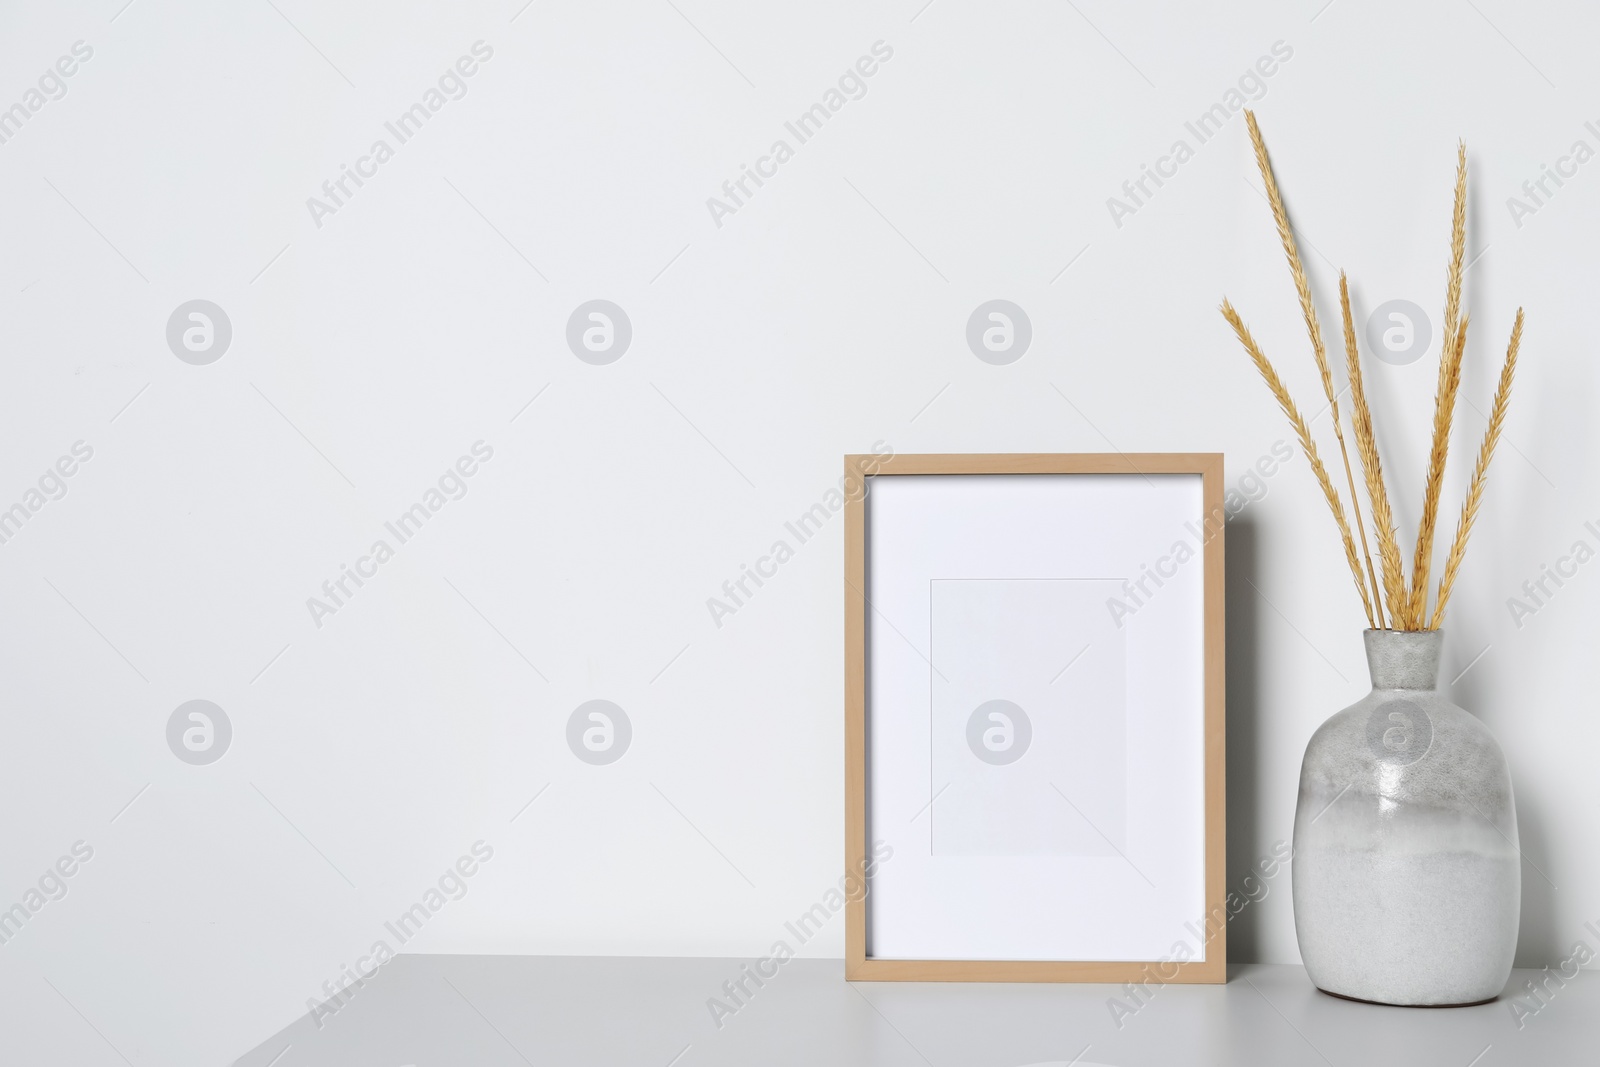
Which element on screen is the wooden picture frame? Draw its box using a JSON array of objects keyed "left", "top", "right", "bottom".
[{"left": 844, "top": 453, "right": 1225, "bottom": 983}]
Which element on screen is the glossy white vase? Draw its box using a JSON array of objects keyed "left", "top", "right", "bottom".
[{"left": 1291, "top": 629, "right": 1519, "bottom": 1005}]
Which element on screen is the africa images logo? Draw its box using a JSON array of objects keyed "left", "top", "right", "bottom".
[
  {"left": 305, "top": 42, "right": 495, "bottom": 229},
  {"left": 166, "top": 300, "right": 232, "bottom": 365},
  {"left": 566, "top": 300, "right": 632, "bottom": 365},
  {"left": 966, "top": 700, "right": 1032, "bottom": 765},
  {"left": 1365, "top": 699, "right": 1432, "bottom": 766},
  {"left": 567, "top": 700, "right": 632, "bottom": 765},
  {"left": 705, "top": 41, "right": 894, "bottom": 228},
  {"left": 1364, "top": 300, "right": 1432, "bottom": 366},
  {"left": 966, "top": 301, "right": 1032, "bottom": 365},
  {"left": 166, "top": 700, "right": 232, "bottom": 765},
  {"left": 1106, "top": 41, "right": 1293, "bottom": 228}
]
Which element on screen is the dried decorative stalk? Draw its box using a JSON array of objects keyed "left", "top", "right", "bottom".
[
  {"left": 1431, "top": 310, "right": 1523, "bottom": 628},
  {"left": 1228, "top": 124, "right": 1522, "bottom": 632},
  {"left": 1222, "top": 300, "right": 1375, "bottom": 620},
  {"left": 1340, "top": 273, "right": 1405, "bottom": 628},
  {"left": 1244, "top": 110, "right": 1378, "bottom": 629},
  {"left": 1405, "top": 151, "right": 1471, "bottom": 627},
  {"left": 1407, "top": 314, "right": 1469, "bottom": 627},
  {"left": 1441, "top": 144, "right": 1469, "bottom": 355}
]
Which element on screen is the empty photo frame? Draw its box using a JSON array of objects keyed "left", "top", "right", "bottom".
[{"left": 844, "top": 454, "right": 1225, "bottom": 982}]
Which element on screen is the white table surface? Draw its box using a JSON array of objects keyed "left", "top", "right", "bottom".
[{"left": 231, "top": 956, "right": 1589, "bottom": 1066}]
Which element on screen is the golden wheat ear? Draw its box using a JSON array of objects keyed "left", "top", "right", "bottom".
[
  {"left": 1409, "top": 315, "right": 1469, "bottom": 627},
  {"left": 1441, "top": 143, "right": 1468, "bottom": 349},
  {"left": 1222, "top": 300, "right": 1375, "bottom": 624},
  {"left": 1431, "top": 310, "right": 1523, "bottom": 628},
  {"left": 1340, "top": 274, "right": 1405, "bottom": 628},
  {"left": 1245, "top": 110, "right": 1377, "bottom": 628},
  {"left": 1407, "top": 144, "right": 1471, "bottom": 629}
]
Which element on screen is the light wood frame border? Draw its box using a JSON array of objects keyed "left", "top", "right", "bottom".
[{"left": 843, "top": 452, "right": 1225, "bottom": 983}]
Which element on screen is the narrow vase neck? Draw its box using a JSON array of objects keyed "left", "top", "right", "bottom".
[{"left": 1364, "top": 629, "right": 1443, "bottom": 690}]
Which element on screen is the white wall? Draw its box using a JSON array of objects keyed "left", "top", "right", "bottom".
[{"left": 1, "top": 0, "right": 1595, "bottom": 1062}]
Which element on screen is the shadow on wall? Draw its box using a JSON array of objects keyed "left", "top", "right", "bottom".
[
  {"left": 1509, "top": 794, "right": 1559, "bottom": 968},
  {"left": 1223, "top": 517, "right": 1269, "bottom": 962},
  {"left": 1446, "top": 283, "right": 1565, "bottom": 969},
  {"left": 1455, "top": 634, "right": 1558, "bottom": 968},
  {"left": 1227, "top": 503, "right": 1564, "bottom": 970}
]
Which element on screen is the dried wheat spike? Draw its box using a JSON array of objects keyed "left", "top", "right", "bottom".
[
  {"left": 1222, "top": 300, "right": 1375, "bottom": 624},
  {"left": 1340, "top": 273, "right": 1406, "bottom": 629},
  {"left": 1407, "top": 148, "right": 1470, "bottom": 628},
  {"left": 1244, "top": 110, "right": 1378, "bottom": 628},
  {"left": 1432, "top": 310, "right": 1523, "bottom": 628}
]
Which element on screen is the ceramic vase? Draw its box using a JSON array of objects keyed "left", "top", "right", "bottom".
[{"left": 1291, "top": 628, "right": 1519, "bottom": 1005}]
